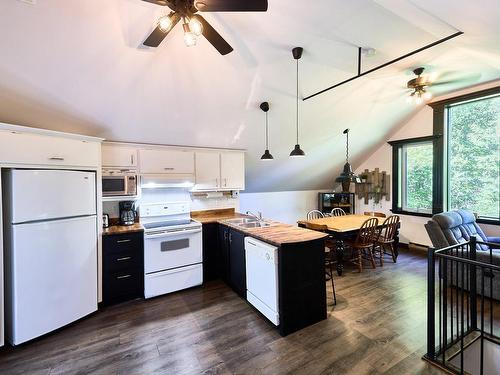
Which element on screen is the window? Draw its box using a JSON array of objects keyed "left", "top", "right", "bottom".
[
  {"left": 390, "top": 86, "right": 500, "bottom": 223},
  {"left": 447, "top": 94, "right": 500, "bottom": 220},
  {"left": 402, "top": 142, "right": 433, "bottom": 213},
  {"left": 390, "top": 136, "right": 438, "bottom": 215}
]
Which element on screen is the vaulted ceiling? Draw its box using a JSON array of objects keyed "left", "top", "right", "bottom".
[{"left": 0, "top": 0, "right": 499, "bottom": 192}]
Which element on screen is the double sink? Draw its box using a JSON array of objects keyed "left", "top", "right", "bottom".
[{"left": 224, "top": 217, "right": 271, "bottom": 229}]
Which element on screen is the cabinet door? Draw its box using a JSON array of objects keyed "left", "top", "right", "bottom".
[
  {"left": 220, "top": 152, "right": 245, "bottom": 190},
  {"left": 229, "top": 229, "right": 246, "bottom": 298},
  {"left": 202, "top": 223, "right": 219, "bottom": 281},
  {"left": 0, "top": 130, "right": 100, "bottom": 167},
  {"left": 218, "top": 225, "right": 230, "bottom": 282},
  {"left": 102, "top": 145, "right": 137, "bottom": 168},
  {"left": 194, "top": 152, "right": 220, "bottom": 190},
  {"left": 139, "top": 149, "right": 195, "bottom": 174}
]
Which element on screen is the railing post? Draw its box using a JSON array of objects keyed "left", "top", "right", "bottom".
[
  {"left": 470, "top": 236, "right": 477, "bottom": 330},
  {"left": 427, "top": 247, "right": 436, "bottom": 359}
]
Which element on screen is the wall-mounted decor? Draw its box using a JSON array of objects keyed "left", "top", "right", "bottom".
[{"left": 355, "top": 168, "right": 390, "bottom": 204}]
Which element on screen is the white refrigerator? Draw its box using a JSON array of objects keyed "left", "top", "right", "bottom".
[{"left": 3, "top": 169, "right": 98, "bottom": 345}]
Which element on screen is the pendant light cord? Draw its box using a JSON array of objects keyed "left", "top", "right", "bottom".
[
  {"left": 296, "top": 58, "right": 299, "bottom": 145},
  {"left": 346, "top": 130, "right": 349, "bottom": 163},
  {"left": 265, "top": 112, "right": 269, "bottom": 149}
]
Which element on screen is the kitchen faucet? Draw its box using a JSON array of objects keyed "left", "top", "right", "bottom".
[{"left": 246, "top": 211, "right": 263, "bottom": 221}]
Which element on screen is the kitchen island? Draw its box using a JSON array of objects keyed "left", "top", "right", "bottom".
[{"left": 192, "top": 209, "right": 328, "bottom": 336}]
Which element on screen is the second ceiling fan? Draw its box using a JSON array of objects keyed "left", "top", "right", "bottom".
[{"left": 142, "top": 0, "right": 268, "bottom": 55}]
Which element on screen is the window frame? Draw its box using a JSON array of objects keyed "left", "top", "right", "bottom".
[
  {"left": 389, "top": 134, "right": 443, "bottom": 217},
  {"left": 430, "top": 85, "right": 500, "bottom": 225}
]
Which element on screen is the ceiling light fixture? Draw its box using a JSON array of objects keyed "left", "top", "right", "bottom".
[
  {"left": 289, "top": 47, "right": 305, "bottom": 158},
  {"left": 158, "top": 14, "right": 173, "bottom": 32},
  {"left": 407, "top": 67, "right": 432, "bottom": 105},
  {"left": 259, "top": 102, "right": 274, "bottom": 161},
  {"left": 189, "top": 17, "right": 203, "bottom": 37},
  {"left": 182, "top": 19, "right": 197, "bottom": 47},
  {"left": 335, "top": 129, "right": 361, "bottom": 192}
]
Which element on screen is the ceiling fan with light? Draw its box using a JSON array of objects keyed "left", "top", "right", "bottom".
[
  {"left": 406, "top": 67, "right": 433, "bottom": 104},
  {"left": 142, "top": 0, "right": 268, "bottom": 55}
]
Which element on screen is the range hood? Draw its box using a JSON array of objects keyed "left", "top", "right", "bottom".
[{"left": 140, "top": 174, "right": 195, "bottom": 189}]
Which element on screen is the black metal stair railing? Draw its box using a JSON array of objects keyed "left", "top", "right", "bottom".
[{"left": 425, "top": 236, "right": 500, "bottom": 375}]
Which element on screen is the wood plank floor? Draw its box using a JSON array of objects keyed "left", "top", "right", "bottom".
[{"left": 0, "top": 249, "right": 448, "bottom": 375}]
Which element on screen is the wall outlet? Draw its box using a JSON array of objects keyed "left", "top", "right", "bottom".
[
  {"left": 231, "top": 190, "right": 239, "bottom": 198},
  {"left": 18, "top": 0, "right": 37, "bottom": 5}
]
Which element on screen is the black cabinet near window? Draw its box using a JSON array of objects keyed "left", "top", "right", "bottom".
[{"left": 102, "top": 231, "right": 144, "bottom": 305}]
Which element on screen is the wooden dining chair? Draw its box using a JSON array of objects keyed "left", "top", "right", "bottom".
[
  {"left": 345, "top": 217, "right": 379, "bottom": 272},
  {"left": 373, "top": 215, "right": 400, "bottom": 266},
  {"left": 307, "top": 210, "right": 324, "bottom": 220},
  {"left": 330, "top": 208, "right": 346, "bottom": 217},
  {"left": 364, "top": 211, "right": 386, "bottom": 218},
  {"left": 304, "top": 222, "right": 337, "bottom": 305}
]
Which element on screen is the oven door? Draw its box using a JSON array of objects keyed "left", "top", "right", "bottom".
[
  {"left": 102, "top": 176, "right": 127, "bottom": 196},
  {"left": 144, "top": 227, "right": 202, "bottom": 274}
]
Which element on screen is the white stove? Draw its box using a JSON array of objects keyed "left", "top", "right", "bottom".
[{"left": 140, "top": 202, "right": 203, "bottom": 299}]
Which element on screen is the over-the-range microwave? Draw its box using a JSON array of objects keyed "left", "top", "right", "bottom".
[{"left": 102, "top": 169, "right": 137, "bottom": 197}]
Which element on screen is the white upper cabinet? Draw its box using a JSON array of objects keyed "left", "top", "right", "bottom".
[
  {"left": 102, "top": 144, "right": 137, "bottom": 168},
  {"left": 139, "top": 148, "right": 195, "bottom": 174},
  {"left": 194, "top": 151, "right": 221, "bottom": 190},
  {"left": 0, "top": 129, "right": 100, "bottom": 168},
  {"left": 220, "top": 152, "right": 245, "bottom": 190}
]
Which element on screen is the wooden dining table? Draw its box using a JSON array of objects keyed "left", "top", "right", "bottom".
[{"left": 297, "top": 214, "right": 400, "bottom": 276}]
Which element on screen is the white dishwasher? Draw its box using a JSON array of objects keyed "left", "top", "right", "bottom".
[{"left": 245, "top": 237, "right": 279, "bottom": 326}]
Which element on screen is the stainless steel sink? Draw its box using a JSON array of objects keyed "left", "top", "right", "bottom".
[
  {"left": 224, "top": 218, "right": 258, "bottom": 224},
  {"left": 238, "top": 222, "right": 271, "bottom": 229}
]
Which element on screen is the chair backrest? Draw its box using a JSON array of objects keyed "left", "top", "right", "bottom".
[
  {"left": 378, "top": 215, "right": 400, "bottom": 242},
  {"left": 364, "top": 211, "right": 386, "bottom": 218},
  {"left": 331, "top": 208, "right": 346, "bottom": 217},
  {"left": 432, "top": 209, "right": 488, "bottom": 250},
  {"left": 355, "top": 217, "right": 379, "bottom": 246},
  {"left": 307, "top": 210, "right": 324, "bottom": 220}
]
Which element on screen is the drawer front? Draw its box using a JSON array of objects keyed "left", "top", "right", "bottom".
[
  {"left": 144, "top": 264, "right": 202, "bottom": 299},
  {"left": 103, "top": 271, "right": 143, "bottom": 302},
  {"left": 103, "top": 251, "right": 142, "bottom": 273},
  {"left": 103, "top": 232, "right": 143, "bottom": 255}
]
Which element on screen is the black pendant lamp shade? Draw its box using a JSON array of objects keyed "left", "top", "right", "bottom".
[
  {"left": 260, "top": 101, "right": 274, "bottom": 160},
  {"left": 290, "top": 47, "right": 305, "bottom": 157},
  {"left": 335, "top": 129, "right": 361, "bottom": 192}
]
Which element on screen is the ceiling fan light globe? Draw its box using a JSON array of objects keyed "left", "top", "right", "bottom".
[
  {"left": 158, "top": 15, "right": 173, "bottom": 32},
  {"left": 415, "top": 95, "right": 423, "bottom": 105},
  {"left": 189, "top": 18, "right": 203, "bottom": 37},
  {"left": 184, "top": 32, "right": 197, "bottom": 47},
  {"left": 423, "top": 91, "right": 432, "bottom": 100}
]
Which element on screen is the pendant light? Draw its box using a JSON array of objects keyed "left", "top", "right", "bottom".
[
  {"left": 260, "top": 102, "right": 274, "bottom": 160},
  {"left": 335, "top": 129, "right": 361, "bottom": 192},
  {"left": 289, "top": 47, "right": 305, "bottom": 157}
]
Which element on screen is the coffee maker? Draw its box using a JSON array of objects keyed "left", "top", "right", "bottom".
[{"left": 119, "top": 201, "right": 136, "bottom": 226}]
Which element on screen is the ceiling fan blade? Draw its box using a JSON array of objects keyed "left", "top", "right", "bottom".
[
  {"left": 143, "top": 13, "right": 180, "bottom": 47},
  {"left": 192, "top": 15, "right": 233, "bottom": 55},
  {"left": 431, "top": 73, "right": 482, "bottom": 87},
  {"left": 194, "top": 0, "right": 268, "bottom": 12},
  {"left": 141, "top": 0, "right": 172, "bottom": 6}
]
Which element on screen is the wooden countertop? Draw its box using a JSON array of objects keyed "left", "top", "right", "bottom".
[
  {"left": 102, "top": 223, "right": 144, "bottom": 236},
  {"left": 191, "top": 208, "right": 247, "bottom": 224},
  {"left": 192, "top": 208, "right": 327, "bottom": 246},
  {"left": 298, "top": 214, "right": 381, "bottom": 233}
]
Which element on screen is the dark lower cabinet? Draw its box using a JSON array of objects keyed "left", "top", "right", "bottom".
[
  {"left": 102, "top": 231, "right": 144, "bottom": 305},
  {"left": 218, "top": 225, "right": 230, "bottom": 282},
  {"left": 202, "top": 223, "right": 219, "bottom": 282},
  {"left": 228, "top": 229, "right": 246, "bottom": 298}
]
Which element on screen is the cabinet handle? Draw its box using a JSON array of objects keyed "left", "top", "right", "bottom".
[
  {"left": 229, "top": 232, "right": 232, "bottom": 244},
  {"left": 216, "top": 178, "right": 218, "bottom": 187},
  {"left": 224, "top": 231, "right": 228, "bottom": 240},
  {"left": 164, "top": 167, "right": 174, "bottom": 171},
  {"left": 49, "top": 157, "right": 64, "bottom": 161},
  {"left": 131, "top": 154, "right": 134, "bottom": 165},
  {"left": 224, "top": 178, "right": 227, "bottom": 187},
  {"left": 116, "top": 239, "right": 131, "bottom": 244},
  {"left": 116, "top": 256, "right": 132, "bottom": 261},
  {"left": 117, "top": 274, "right": 131, "bottom": 280}
]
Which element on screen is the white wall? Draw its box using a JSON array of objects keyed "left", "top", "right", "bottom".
[
  {"left": 240, "top": 190, "right": 327, "bottom": 225},
  {"left": 355, "top": 81, "right": 500, "bottom": 246}
]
